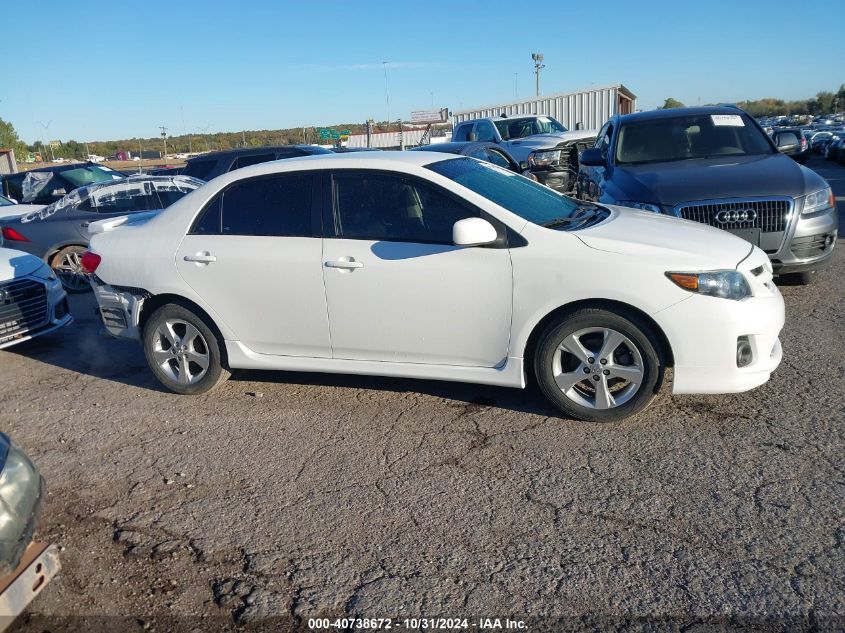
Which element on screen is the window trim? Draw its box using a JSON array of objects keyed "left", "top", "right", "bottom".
[
  {"left": 187, "top": 170, "right": 322, "bottom": 237},
  {"left": 324, "top": 168, "right": 510, "bottom": 248}
]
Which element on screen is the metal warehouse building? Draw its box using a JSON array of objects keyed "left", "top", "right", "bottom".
[{"left": 452, "top": 84, "right": 636, "bottom": 130}]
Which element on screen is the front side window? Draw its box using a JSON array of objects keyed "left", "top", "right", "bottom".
[
  {"left": 333, "top": 172, "right": 477, "bottom": 243},
  {"left": 474, "top": 121, "right": 497, "bottom": 142},
  {"left": 495, "top": 116, "right": 567, "bottom": 140},
  {"left": 615, "top": 113, "right": 774, "bottom": 165},
  {"left": 599, "top": 124, "right": 614, "bottom": 160}
]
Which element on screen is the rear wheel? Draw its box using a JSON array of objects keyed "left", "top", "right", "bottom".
[
  {"left": 51, "top": 245, "right": 91, "bottom": 293},
  {"left": 534, "top": 308, "right": 662, "bottom": 422},
  {"left": 143, "top": 303, "right": 230, "bottom": 395}
]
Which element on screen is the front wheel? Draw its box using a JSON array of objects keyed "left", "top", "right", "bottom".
[
  {"left": 143, "top": 303, "right": 230, "bottom": 395},
  {"left": 534, "top": 308, "right": 663, "bottom": 422}
]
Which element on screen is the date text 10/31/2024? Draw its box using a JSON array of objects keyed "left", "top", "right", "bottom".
[{"left": 307, "top": 617, "right": 528, "bottom": 630}]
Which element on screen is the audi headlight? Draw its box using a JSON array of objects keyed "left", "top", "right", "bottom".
[
  {"left": 619, "top": 201, "right": 662, "bottom": 214},
  {"left": 666, "top": 270, "right": 752, "bottom": 301},
  {"left": 0, "top": 433, "right": 43, "bottom": 575},
  {"left": 528, "top": 149, "right": 561, "bottom": 168},
  {"left": 31, "top": 262, "right": 57, "bottom": 283},
  {"left": 801, "top": 187, "right": 834, "bottom": 216}
]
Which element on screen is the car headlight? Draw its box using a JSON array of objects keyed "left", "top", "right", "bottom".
[
  {"left": 0, "top": 434, "right": 43, "bottom": 575},
  {"left": 619, "top": 201, "right": 662, "bottom": 214},
  {"left": 666, "top": 270, "right": 752, "bottom": 301},
  {"left": 801, "top": 187, "right": 834, "bottom": 216},
  {"left": 527, "top": 149, "right": 561, "bottom": 167},
  {"left": 31, "top": 262, "right": 57, "bottom": 283}
]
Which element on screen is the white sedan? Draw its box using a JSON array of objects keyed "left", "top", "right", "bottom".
[
  {"left": 0, "top": 247, "right": 72, "bottom": 349},
  {"left": 83, "top": 152, "right": 784, "bottom": 422}
]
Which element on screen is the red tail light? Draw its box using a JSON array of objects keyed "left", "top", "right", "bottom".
[
  {"left": 1, "top": 226, "right": 30, "bottom": 242},
  {"left": 80, "top": 251, "right": 101, "bottom": 274}
]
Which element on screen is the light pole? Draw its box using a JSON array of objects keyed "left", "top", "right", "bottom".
[
  {"left": 382, "top": 61, "right": 391, "bottom": 131},
  {"left": 531, "top": 53, "right": 545, "bottom": 96},
  {"left": 37, "top": 120, "right": 54, "bottom": 161},
  {"left": 160, "top": 126, "right": 168, "bottom": 160}
]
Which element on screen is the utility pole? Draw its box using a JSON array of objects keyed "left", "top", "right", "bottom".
[
  {"left": 160, "top": 126, "right": 167, "bottom": 160},
  {"left": 181, "top": 105, "right": 191, "bottom": 154},
  {"left": 382, "top": 61, "right": 391, "bottom": 131},
  {"left": 37, "top": 120, "right": 54, "bottom": 161},
  {"left": 242, "top": 130, "right": 246, "bottom": 147},
  {"left": 531, "top": 53, "right": 545, "bottom": 96}
]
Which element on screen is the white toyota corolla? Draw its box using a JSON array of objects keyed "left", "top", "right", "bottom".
[{"left": 82, "top": 152, "right": 784, "bottom": 422}]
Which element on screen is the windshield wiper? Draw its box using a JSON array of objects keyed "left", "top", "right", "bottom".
[{"left": 542, "top": 206, "right": 599, "bottom": 228}]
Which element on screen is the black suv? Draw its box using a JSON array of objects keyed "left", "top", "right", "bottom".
[
  {"left": 0, "top": 162, "right": 125, "bottom": 205},
  {"left": 577, "top": 106, "right": 838, "bottom": 283},
  {"left": 182, "top": 145, "right": 332, "bottom": 181}
]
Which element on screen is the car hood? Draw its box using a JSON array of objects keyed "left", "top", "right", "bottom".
[
  {"left": 611, "top": 153, "right": 812, "bottom": 206},
  {"left": 506, "top": 130, "right": 596, "bottom": 150},
  {"left": 575, "top": 206, "right": 753, "bottom": 269},
  {"left": 0, "top": 247, "right": 43, "bottom": 279}
]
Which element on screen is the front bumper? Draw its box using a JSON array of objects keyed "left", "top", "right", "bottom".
[
  {"left": 0, "top": 276, "right": 72, "bottom": 351},
  {"left": 653, "top": 282, "right": 785, "bottom": 395},
  {"left": 532, "top": 169, "right": 571, "bottom": 193},
  {"left": 771, "top": 205, "right": 838, "bottom": 275}
]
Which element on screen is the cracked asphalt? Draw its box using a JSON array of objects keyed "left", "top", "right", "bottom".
[{"left": 2, "top": 157, "right": 843, "bottom": 632}]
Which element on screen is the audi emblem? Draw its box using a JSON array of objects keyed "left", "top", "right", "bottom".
[{"left": 715, "top": 208, "right": 757, "bottom": 224}]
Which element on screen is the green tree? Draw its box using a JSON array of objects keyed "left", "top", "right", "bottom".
[
  {"left": 0, "top": 117, "right": 29, "bottom": 160},
  {"left": 660, "top": 98, "right": 685, "bottom": 109}
]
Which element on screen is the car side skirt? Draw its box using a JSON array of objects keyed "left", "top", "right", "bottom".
[{"left": 225, "top": 341, "right": 527, "bottom": 389}]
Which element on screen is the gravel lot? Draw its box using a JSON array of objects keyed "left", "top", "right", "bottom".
[{"left": 2, "top": 157, "right": 843, "bottom": 633}]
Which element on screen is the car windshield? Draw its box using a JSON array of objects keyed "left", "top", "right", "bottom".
[
  {"left": 426, "top": 157, "right": 606, "bottom": 229},
  {"left": 494, "top": 116, "right": 567, "bottom": 140},
  {"left": 59, "top": 164, "right": 124, "bottom": 187},
  {"left": 615, "top": 113, "right": 774, "bottom": 165}
]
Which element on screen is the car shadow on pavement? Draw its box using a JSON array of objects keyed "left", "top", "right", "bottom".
[{"left": 229, "top": 367, "right": 558, "bottom": 417}]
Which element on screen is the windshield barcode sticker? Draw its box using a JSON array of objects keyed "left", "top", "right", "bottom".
[{"left": 711, "top": 114, "right": 745, "bottom": 127}]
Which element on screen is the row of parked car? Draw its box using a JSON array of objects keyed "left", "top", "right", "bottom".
[{"left": 0, "top": 103, "right": 837, "bottom": 426}]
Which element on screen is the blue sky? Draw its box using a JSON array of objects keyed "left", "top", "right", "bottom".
[{"left": 1, "top": 0, "right": 843, "bottom": 143}]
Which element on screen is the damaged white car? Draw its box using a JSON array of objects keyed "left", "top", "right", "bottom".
[{"left": 83, "top": 153, "right": 784, "bottom": 422}]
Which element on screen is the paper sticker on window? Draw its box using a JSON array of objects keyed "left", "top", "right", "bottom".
[
  {"left": 538, "top": 116, "right": 552, "bottom": 123},
  {"left": 711, "top": 114, "right": 745, "bottom": 127}
]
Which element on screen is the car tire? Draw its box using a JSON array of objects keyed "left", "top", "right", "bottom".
[
  {"left": 50, "top": 245, "right": 92, "bottom": 293},
  {"left": 534, "top": 308, "right": 663, "bottom": 422},
  {"left": 143, "top": 303, "right": 230, "bottom": 395}
]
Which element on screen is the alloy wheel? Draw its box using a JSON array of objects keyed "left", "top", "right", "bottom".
[
  {"left": 151, "top": 319, "right": 210, "bottom": 385},
  {"left": 552, "top": 327, "right": 644, "bottom": 410},
  {"left": 53, "top": 249, "right": 90, "bottom": 291}
]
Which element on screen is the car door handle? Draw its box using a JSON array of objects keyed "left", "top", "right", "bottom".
[
  {"left": 184, "top": 253, "right": 217, "bottom": 263},
  {"left": 324, "top": 259, "right": 363, "bottom": 270}
]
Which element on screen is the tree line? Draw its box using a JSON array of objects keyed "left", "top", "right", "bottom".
[{"left": 659, "top": 84, "right": 845, "bottom": 116}]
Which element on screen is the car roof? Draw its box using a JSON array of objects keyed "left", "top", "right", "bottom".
[
  {"left": 410, "top": 142, "right": 496, "bottom": 153},
  {"left": 617, "top": 106, "right": 751, "bottom": 124},
  {"left": 187, "top": 145, "right": 330, "bottom": 161}
]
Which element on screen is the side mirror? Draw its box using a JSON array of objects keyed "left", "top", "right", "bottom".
[
  {"left": 50, "top": 188, "right": 67, "bottom": 197},
  {"left": 453, "top": 217, "right": 497, "bottom": 247},
  {"left": 519, "top": 161, "right": 529, "bottom": 170},
  {"left": 579, "top": 148, "right": 605, "bottom": 166}
]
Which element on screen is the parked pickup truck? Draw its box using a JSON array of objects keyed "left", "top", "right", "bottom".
[{"left": 451, "top": 115, "right": 596, "bottom": 193}]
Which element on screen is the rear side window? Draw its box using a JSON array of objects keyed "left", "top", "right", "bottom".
[
  {"left": 218, "top": 175, "right": 313, "bottom": 236},
  {"left": 183, "top": 159, "right": 217, "bottom": 180},
  {"left": 474, "top": 121, "right": 497, "bottom": 142},
  {"left": 231, "top": 153, "right": 277, "bottom": 170}
]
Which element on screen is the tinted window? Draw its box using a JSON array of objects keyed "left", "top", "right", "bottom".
[
  {"left": 3, "top": 175, "right": 25, "bottom": 201},
  {"left": 183, "top": 159, "right": 217, "bottom": 180},
  {"left": 486, "top": 149, "right": 513, "bottom": 169},
  {"left": 474, "top": 121, "right": 497, "bottom": 142},
  {"left": 599, "top": 124, "right": 614, "bottom": 160},
  {"left": 231, "top": 153, "right": 277, "bottom": 170},
  {"left": 192, "top": 197, "right": 221, "bottom": 234},
  {"left": 453, "top": 124, "right": 473, "bottom": 142},
  {"left": 333, "top": 172, "right": 477, "bottom": 243},
  {"left": 221, "top": 175, "right": 313, "bottom": 236}
]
